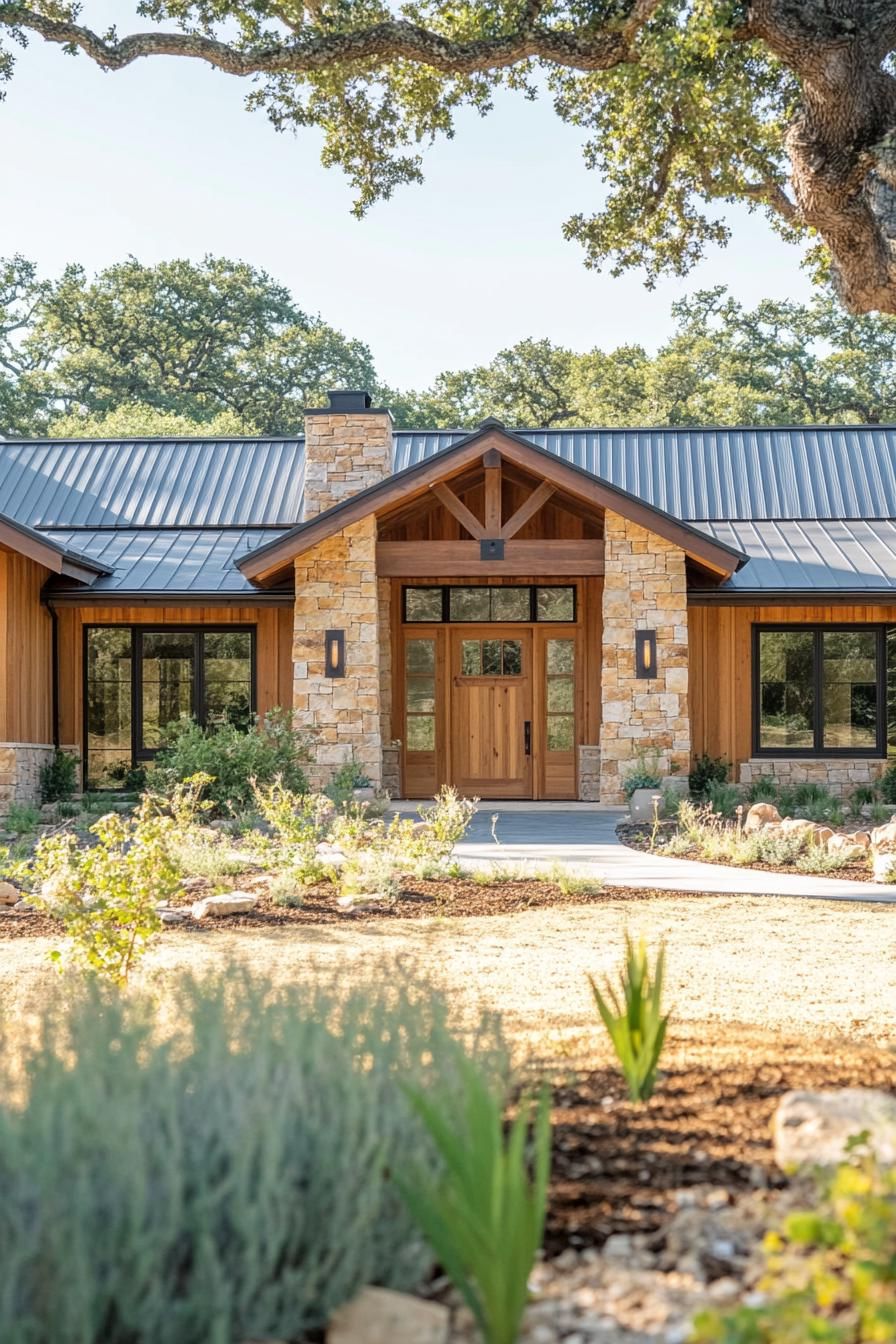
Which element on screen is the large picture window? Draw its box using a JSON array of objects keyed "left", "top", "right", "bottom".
[
  {"left": 85, "top": 626, "right": 255, "bottom": 788},
  {"left": 755, "top": 626, "right": 885, "bottom": 756}
]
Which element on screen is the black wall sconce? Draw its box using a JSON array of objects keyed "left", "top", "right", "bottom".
[
  {"left": 324, "top": 629, "right": 346, "bottom": 678},
  {"left": 635, "top": 629, "right": 657, "bottom": 679}
]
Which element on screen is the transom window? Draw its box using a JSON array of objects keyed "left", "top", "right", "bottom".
[
  {"left": 403, "top": 585, "right": 575, "bottom": 623},
  {"left": 85, "top": 626, "right": 255, "bottom": 788},
  {"left": 755, "top": 626, "right": 885, "bottom": 756}
]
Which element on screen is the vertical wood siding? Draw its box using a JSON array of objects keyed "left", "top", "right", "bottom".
[{"left": 0, "top": 549, "right": 53, "bottom": 743}]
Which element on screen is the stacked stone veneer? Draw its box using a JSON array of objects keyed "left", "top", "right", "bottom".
[
  {"left": 303, "top": 407, "right": 393, "bottom": 518},
  {"left": 0, "top": 743, "right": 54, "bottom": 812},
  {"left": 599, "top": 512, "right": 691, "bottom": 804},
  {"left": 577, "top": 745, "right": 601, "bottom": 802},
  {"left": 739, "top": 757, "right": 886, "bottom": 798},
  {"left": 293, "top": 402, "right": 394, "bottom": 791}
]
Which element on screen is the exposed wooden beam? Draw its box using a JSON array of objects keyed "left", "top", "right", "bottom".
[
  {"left": 376, "top": 539, "right": 604, "bottom": 577},
  {"left": 500, "top": 481, "right": 555, "bottom": 540},
  {"left": 483, "top": 450, "right": 502, "bottom": 534},
  {"left": 430, "top": 482, "right": 486, "bottom": 540}
]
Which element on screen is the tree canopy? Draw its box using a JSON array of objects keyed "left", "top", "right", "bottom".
[
  {"left": 2, "top": 3, "right": 896, "bottom": 313},
  {"left": 0, "top": 255, "right": 378, "bottom": 437},
  {"left": 5, "top": 254, "right": 896, "bottom": 437}
]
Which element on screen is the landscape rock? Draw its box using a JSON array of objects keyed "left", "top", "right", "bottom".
[
  {"left": 160, "top": 908, "right": 188, "bottom": 924},
  {"left": 774, "top": 1089, "right": 896, "bottom": 1169},
  {"left": 780, "top": 818, "right": 817, "bottom": 838},
  {"left": 0, "top": 880, "right": 19, "bottom": 906},
  {"left": 846, "top": 830, "right": 871, "bottom": 850},
  {"left": 825, "top": 834, "right": 866, "bottom": 862},
  {"left": 328, "top": 1286, "right": 449, "bottom": 1344},
  {"left": 873, "top": 853, "right": 896, "bottom": 882},
  {"left": 190, "top": 892, "right": 258, "bottom": 920},
  {"left": 871, "top": 819, "right": 896, "bottom": 850},
  {"left": 180, "top": 876, "right": 207, "bottom": 893},
  {"left": 807, "top": 826, "right": 833, "bottom": 848},
  {"left": 744, "top": 803, "right": 780, "bottom": 834}
]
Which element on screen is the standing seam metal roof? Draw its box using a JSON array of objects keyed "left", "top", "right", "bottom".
[{"left": 6, "top": 426, "right": 896, "bottom": 593}]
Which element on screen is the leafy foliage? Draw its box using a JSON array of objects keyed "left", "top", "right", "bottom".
[
  {"left": 879, "top": 762, "right": 896, "bottom": 806},
  {"left": 252, "top": 779, "right": 334, "bottom": 884},
  {"left": 622, "top": 750, "right": 663, "bottom": 800},
  {"left": 154, "top": 708, "right": 313, "bottom": 814},
  {"left": 689, "top": 753, "right": 730, "bottom": 800},
  {"left": 588, "top": 934, "right": 669, "bottom": 1103},
  {"left": 398, "top": 1048, "right": 551, "bottom": 1344},
  {"left": 24, "top": 801, "right": 180, "bottom": 984},
  {"left": 692, "top": 1143, "right": 896, "bottom": 1343},
  {"left": 4, "top": 801, "right": 40, "bottom": 835},
  {"left": 0, "top": 965, "right": 508, "bottom": 1344},
  {"left": 38, "top": 749, "right": 79, "bottom": 804}
]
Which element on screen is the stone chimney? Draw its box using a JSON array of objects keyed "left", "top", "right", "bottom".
[
  {"left": 294, "top": 390, "right": 394, "bottom": 792},
  {"left": 302, "top": 390, "right": 393, "bottom": 519}
]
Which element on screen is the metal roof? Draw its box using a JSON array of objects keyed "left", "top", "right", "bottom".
[
  {"left": 43, "top": 528, "right": 289, "bottom": 598},
  {"left": 0, "top": 437, "right": 304, "bottom": 529},
  {"left": 5, "top": 424, "right": 896, "bottom": 594},
  {"left": 695, "top": 519, "right": 896, "bottom": 592}
]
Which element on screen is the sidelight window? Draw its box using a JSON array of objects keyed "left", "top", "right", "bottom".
[
  {"left": 405, "top": 638, "right": 437, "bottom": 752},
  {"left": 545, "top": 639, "right": 575, "bottom": 751}
]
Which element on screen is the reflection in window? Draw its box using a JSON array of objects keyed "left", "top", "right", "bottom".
[
  {"left": 546, "top": 639, "right": 575, "bottom": 751},
  {"left": 86, "top": 628, "right": 133, "bottom": 789},
  {"left": 407, "top": 585, "right": 576, "bottom": 623},
  {"left": 822, "top": 631, "right": 877, "bottom": 749},
  {"left": 405, "top": 587, "right": 443, "bottom": 622},
  {"left": 141, "top": 631, "right": 195, "bottom": 750},
  {"left": 758, "top": 630, "right": 815, "bottom": 750},
  {"left": 204, "top": 631, "right": 253, "bottom": 729},
  {"left": 405, "top": 639, "right": 436, "bottom": 753},
  {"left": 460, "top": 639, "right": 523, "bottom": 676}
]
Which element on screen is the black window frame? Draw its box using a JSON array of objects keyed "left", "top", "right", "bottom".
[
  {"left": 83, "top": 623, "right": 257, "bottom": 787},
  {"left": 401, "top": 584, "right": 577, "bottom": 624},
  {"left": 752, "top": 623, "right": 886, "bottom": 758}
]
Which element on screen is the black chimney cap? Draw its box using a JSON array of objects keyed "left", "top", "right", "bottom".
[{"left": 327, "top": 390, "right": 372, "bottom": 412}]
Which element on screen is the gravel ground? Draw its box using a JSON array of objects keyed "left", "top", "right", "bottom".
[{"left": 4, "top": 891, "right": 894, "bottom": 1063}]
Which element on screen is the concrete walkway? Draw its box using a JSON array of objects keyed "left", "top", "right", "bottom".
[{"left": 439, "top": 805, "right": 895, "bottom": 904}]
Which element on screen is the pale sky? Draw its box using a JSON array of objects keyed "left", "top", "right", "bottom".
[{"left": 1, "top": 3, "right": 814, "bottom": 389}]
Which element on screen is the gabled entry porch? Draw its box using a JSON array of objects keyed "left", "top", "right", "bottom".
[{"left": 238, "top": 409, "right": 744, "bottom": 803}]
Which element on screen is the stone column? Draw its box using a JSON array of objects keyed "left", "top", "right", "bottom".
[
  {"left": 293, "top": 392, "right": 394, "bottom": 791},
  {"left": 599, "top": 511, "right": 690, "bottom": 804}
]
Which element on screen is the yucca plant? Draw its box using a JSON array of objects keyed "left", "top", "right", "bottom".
[
  {"left": 398, "top": 1050, "right": 551, "bottom": 1344},
  {"left": 588, "top": 934, "right": 669, "bottom": 1102}
]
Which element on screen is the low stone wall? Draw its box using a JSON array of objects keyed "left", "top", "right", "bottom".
[
  {"left": 382, "top": 744, "right": 401, "bottom": 799},
  {"left": 739, "top": 757, "right": 887, "bottom": 797},
  {"left": 578, "top": 745, "right": 601, "bottom": 801},
  {"left": 0, "top": 743, "right": 55, "bottom": 812}
]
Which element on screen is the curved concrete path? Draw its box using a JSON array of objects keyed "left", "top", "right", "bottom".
[{"left": 443, "top": 805, "right": 896, "bottom": 904}]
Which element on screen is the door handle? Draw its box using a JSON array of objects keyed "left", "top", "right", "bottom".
[{"left": 524, "top": 721, "right": 531, "bottom": 756}]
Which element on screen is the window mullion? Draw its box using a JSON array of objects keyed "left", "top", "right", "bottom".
[{"left": 814, "top": 628, "right": 823, "bottom": 753}]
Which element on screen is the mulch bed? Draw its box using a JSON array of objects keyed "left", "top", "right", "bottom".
[
  {"left": 618, "top": 820, "right": 875, "bottom": 882},
  {"left": 0, "top": 876, "right": 711, "bottom": 940},
  {"left": 545, "top": 1031, "right": 896, "bottom": 1253}
]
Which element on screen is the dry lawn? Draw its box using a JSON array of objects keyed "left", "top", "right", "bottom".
[{"left": 3, "top": 891, "right": 894, "bottom": 1068}]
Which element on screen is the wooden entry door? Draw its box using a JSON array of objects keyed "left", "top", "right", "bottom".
[{"left": 449, "top": 628, "right": 533, "bottom": 798}]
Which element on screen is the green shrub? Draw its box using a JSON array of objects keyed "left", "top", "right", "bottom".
[
  {"left": 325, "top": 759, "right": 372, "bottom": 808},
  {"left": 745, "top": 776, "right": 779, "bottom": 803},
  {"left": 398, "top": 1048, "right": 550, "bottom": 1344},
  {"left": 689, "top": 753, "right": 730, "bottom": 798},
  {"left": 252, "top": 780, "right": 332, "bottom": 883},
  {"left": 588, "top": 934, "right": 669, "bottom": 1102},
  {"left": 170, "top": 835, "right": 247, "bottom": 881},
  {"left": 4, "top": 801, "right": 42, "bottom": 835},
  {"left": 691, "top": 1143, "right": 896, "bottom": 1344},
  {"left": 795, "top": 848, "right": 854, "bottom": 874},
  {"left": 24, "top": 801, "right": 179, "bottom": 984},
  {"left": 0, "top": 966, "right": 507, "bottom": 1344},
  {"left": 38, "top": 749, "right": 79, "bottom": 804},
  {"left": 870, "top": 800, "right": 891, "bottom": 825},
  {"left": 622, "top": 749, "right": 662, "bottom": 799},
  {"left": 849, "top": 782, "right": 878, "bottom": 812},
  {"left": 154, "top": 708, "right": 314, "bottom": 814},
  {"left": 752, "top": 830, "right": 809, "bottom": 866},
  {"left": 268, "top": 871, "right": 305, "bottom": 907},
  {"left": 706, "top": 780, "right": 741, "bottom": 816}
]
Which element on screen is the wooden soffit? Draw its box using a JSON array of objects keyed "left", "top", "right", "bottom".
[{"left": 238, "top": 423, "right": 747, "bottom": 586}]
